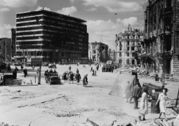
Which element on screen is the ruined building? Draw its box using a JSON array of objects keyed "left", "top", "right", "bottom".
[
  {"left": 115, "top": 25, "right": 144, "bottom": 67},
  {"left": 88, "top": 42, "right": 109, "bottom": 63},
  {"left": 15, "top": 9, "right": 88, "bottom": 64},
  {"left": 143, "top": 0, "right": 179, "bottom": 76},
  {"left": 0, "top": 38, "right": 12, "bottom": 64}
]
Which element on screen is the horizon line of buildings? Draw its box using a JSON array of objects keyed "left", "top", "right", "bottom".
[{"left": 1, "top": 1, "right": 179, "bottom": 77}]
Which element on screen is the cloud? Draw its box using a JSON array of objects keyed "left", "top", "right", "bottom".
[
  {"left": 87, "top": 7, "right": 97, "bottom": 12},
  {"left": 0, "top": 24, "right": 12, "bottom": 38},
  {"left": 82, "top": 0, "right": 142, "bottom": 13},
  {"left": 57, "top": 6, "right": 77, "bottom": 15},
  {"left": 0, "top": 8, "right": 10, "bottom": 12},
  {"left": 0, "top": 0, "right": 38, "bottom": 8},
  {"left": 118, "top": 17, "right": 138, "bottom": 26},
  {"left": 69, "top": 0, "right": 75, "bottom": 3},
  {"left": 87, "top": 19, "right": 122, "bottom": 49},
  {"left": 87, "top": 17, "right": 141, "bottom": 49},
  {"left": 35, "top": 6, "right": 51, "bottom": 11}
]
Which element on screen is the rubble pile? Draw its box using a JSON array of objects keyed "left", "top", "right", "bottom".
[{"left": 0, "top": 122, "right": 19, "bottom": 126}]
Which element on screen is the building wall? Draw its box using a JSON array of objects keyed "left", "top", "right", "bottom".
[
  {"left": 0, "top": 38, "right": 12, "bottom": 64},
  {"left": 15, "top": 9, "right": 88, "bottom": 64},
  {"left": 11, "top": 28, "right": 16, "bottom": 57},
  {"left": 143, "top": 0, "right": 179, "bottom": 76},
  {"left": 108, "top": 49, "right": 116, "bottom": 62},
  {"left": 115, "top": 25, "right": 143, "bottom": 67},
  {"left": 89, "top": 42, "right": 109, "bottom": 63}
]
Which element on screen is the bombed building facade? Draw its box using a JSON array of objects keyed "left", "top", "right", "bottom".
[
  {"left": 0, "top": 38, "right": 12, "bottom": 64},
  {"left": 143, "top": 0, "right": 179, "bottom": 76},
  {"left": 88, "top": 42, "right": 109, "bottom": 63},
  {"left": 15, "top": 9, "right": 88, "bottom": 64},
  {"left": 115, "top": 25, "right": 144, "bottom": 67}
]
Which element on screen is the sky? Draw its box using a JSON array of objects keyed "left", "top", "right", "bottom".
[{"left": 0, "top": 0, "right": 147, "bottom": 49}]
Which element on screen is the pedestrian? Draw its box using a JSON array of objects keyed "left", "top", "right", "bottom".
[
  {"left": 151, "top": 89, "right": 160, "bottom": 113},
  {"left": 44, "top": 69, "right": 49, "bottom": 83},
  {"left": 133, "top": 82, "right": 142, "bottom": 109},
  {"left": 76, "top": 68, "right": 79, "bottom": 74},
  {"left": 62, "top": 72, "right": 68, "bottom": 80},
  {"left": 139, "top": 87, "right": 149, "bottom": 121},
  {"left": 23, "top": 68, "right": 27, "bottom": 77},
  {"left": 75, "top": 71, "right": 81, "bottom": 83},
  {"left": 96, "top": 64, "right": 99, "bottom": 71},
  {"left": 12, "top": 68, "right": 17, "bottom": 79},
  {"left": 156, "top": 88, "right": 168, "bottom": 119},
  {"left": 129, "top": 72, "right": 139, "bottom": 103},
  {"left": 21, "top": 64, "right": 23, "bottom": 70},
  {"left": 69, "top": 66, "right": 71, "bottom": 71},
  {"left": 90, "top": 67, "right": 93, "bottom": 72},
  {"left": 69, "top": 72, "right": 74, "bottom": 84},
  {"left": 83, "top": 74, "right": 88, "bottom": 86}
]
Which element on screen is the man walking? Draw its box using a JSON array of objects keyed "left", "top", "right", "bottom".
[{"left": 133, "top": 82, "right": 142, "bottom": 109}]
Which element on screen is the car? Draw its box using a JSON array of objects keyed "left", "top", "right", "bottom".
[{"left": 49, "top": 76, "right": 61, "bottom": 85}]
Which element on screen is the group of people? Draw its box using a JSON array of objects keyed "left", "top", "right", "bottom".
[
  {"left": 138, "top": 87, "right": 168, "bottom": 121},
  {"left": 46, "top": 66, "right": 88, "bottom": 86},
  {"left": 90, "top": 64, "right": 100, "bottom": 76},
  {"left": 128, "top": 71, "right": 169, "bottom": 121},
  {"left": 44, "top": 68, "right": 58, "bottom": 83}
]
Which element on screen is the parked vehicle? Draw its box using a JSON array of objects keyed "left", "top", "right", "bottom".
[{"left": 49, "top": 76, "right": 61, "bottom": 85}]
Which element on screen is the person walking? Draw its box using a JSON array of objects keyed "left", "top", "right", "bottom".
[
  {"left": 12, "top": 67, "right": 18, "bottom": 79},
  {"left": 69, "top": 72, "right": 74, "bottom": 84},
  {"left": 139, "top": 87, "right": 149, "bottom": 121},
  {"left": 23, "top": 68, "right": 27, "bottom": 77},
  {"left": 44, "top": 69, "right": 49, "bottom": 83},
  {"left": 129, "top": 72, "right": 140, "bottom": 103},
  {"left": 156, "top": 88, "right": 168, "bottom": 119},
  {"left": 133, "top": 82, "right": 142, "bottom": 109},
  {"left": 83, "top": 74, "right": 88, "bottom": 86},
  {"left": 151, "top": 89, "right": 160, "bottom": 113},
  {"left": 75, "top": 71, "right": 81, "bottom": 84}
]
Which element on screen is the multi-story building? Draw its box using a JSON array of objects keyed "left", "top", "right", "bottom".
[
  {"left": 88, "top": 42, "right": 109, "bottom": 63},
  {"left": 15, "top": 9, "right": 88, "bottom": 64},
  {"left": 11, "top": 28, "right": 16, "bottom": 57},
  {"left": 115, "top": 25, "right": 143, "bottom": 67},
  {"left": 0, "top": 38, "right": 12, "bottom": 64},
  {"left": 143, "top": 0, "right": 179, "bottom": 76},
  {"left": 108, "top": 49, "right": 116, "bottom": 62}
]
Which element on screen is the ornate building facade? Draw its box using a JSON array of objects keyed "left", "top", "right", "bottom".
[
  {"left": 115, "top": 25, "right": 143, "bottom": 67},
  {"left": 143, "top": 0, "right": 179, "bottom": 76},
  {"left": 88, "top": 42, "right": 109, "bottom": 63}
]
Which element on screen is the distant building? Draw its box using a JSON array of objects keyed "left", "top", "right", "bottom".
[
  {"left": 115, "top": 25, "right": 143, "bottom": 67},
  {"left": 0, "top": 38, "right": 12, "bottom": 64},
  {"left": 11, "top": 28, "right": 16, "bottom": 57},
  {"left": 108, "top": 49, "right": 116, "bottom": 62},
  {"left": 143, "top": 0, "right": 179, "bottom": 76},
  {"left": 89, "top": 42, "right": 108, "bottom": 63},
  {"left": 15, "top": 9, "right": 88, "bottom": 64}
]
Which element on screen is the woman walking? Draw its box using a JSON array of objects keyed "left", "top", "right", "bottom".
[
  {"left": 139, "top": 87, "right": 149, "bottom": 121},
  {"left": 156, "top": 88, "right": 168, "bottom": 119}
]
